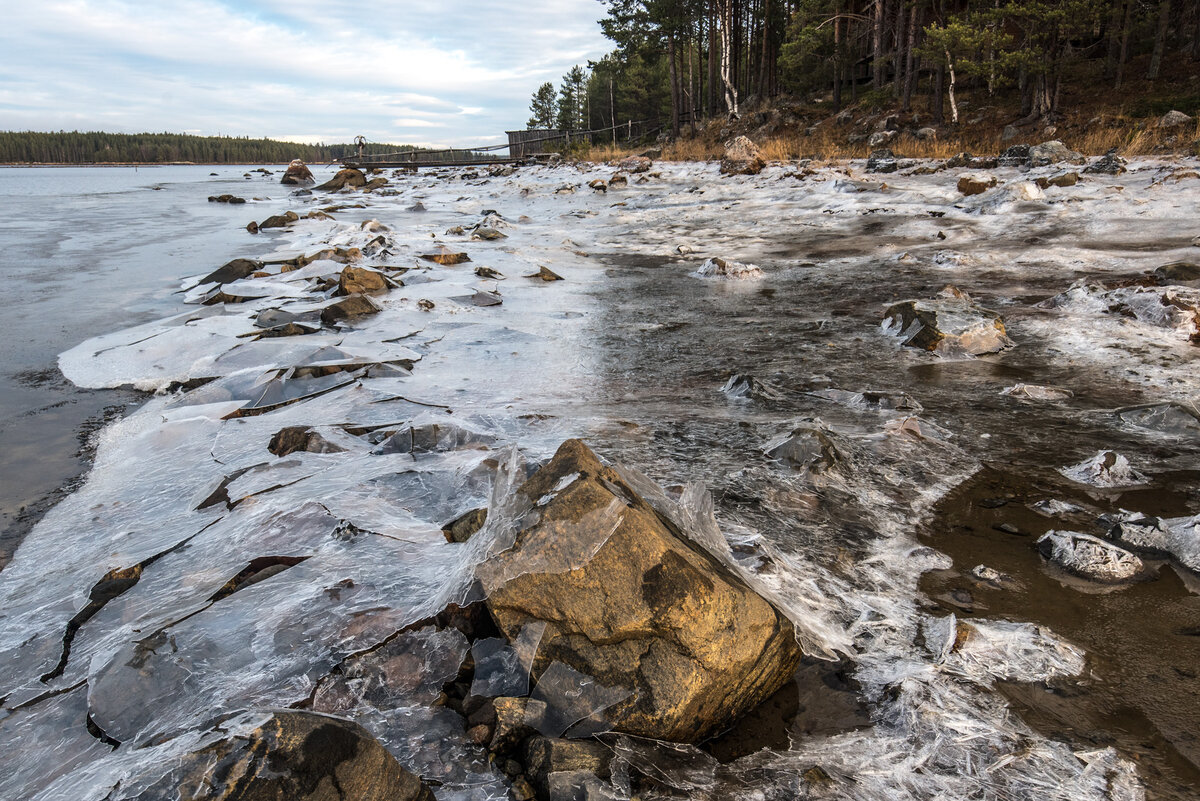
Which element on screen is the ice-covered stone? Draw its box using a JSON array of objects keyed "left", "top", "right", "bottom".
[
  {"left": 1037, "top": 530, "right": 1146, "bottom": 582},
  {"left": 1058, "top": 451, "right": 1147, "bottom": 488},
  {"left": 694, "top": 257, "right": 762, "bottom": 279}
]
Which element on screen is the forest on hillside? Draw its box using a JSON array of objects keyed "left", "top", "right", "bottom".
[
  {"left": 528, "top": 0, "right": 1200, "bottom": 138},
  {"left": 0, "top": 131, "right": 423, "bottom": 164}
]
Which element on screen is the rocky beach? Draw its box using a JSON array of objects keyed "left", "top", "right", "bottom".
[{"left": 1, "top": 147, "right": 1199, "bottom": 801}]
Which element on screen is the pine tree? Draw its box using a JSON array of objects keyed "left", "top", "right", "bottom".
[
  {"left": 527, "top": 83, "right": 558, "bottom": 129},
  {"left": 556, "top": 67, "right": 589, "bottom": 130}
]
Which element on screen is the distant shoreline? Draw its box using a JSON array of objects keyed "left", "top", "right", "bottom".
[{"left": 0, "top": 162, "right": 339, "bottom": 168}]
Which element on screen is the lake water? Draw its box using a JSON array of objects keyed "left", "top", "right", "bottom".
[{"left": 0, "top": 165, "right": 339, "bottom": 559}]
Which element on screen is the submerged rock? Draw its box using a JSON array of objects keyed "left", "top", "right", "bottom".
[
  {"left": 763, "top": 423, "right": 840, "bottom": 473},
  {"left": 1037, "top": 530, "right": 1146, "bottom": 583},
  {"left": 136, "top": 711, "right": 435, "bottom": 801},
  {"left": 1058, "top": 451, "right": 1146, "bottom": 488},
  {"left": 721, "top": 374, "right": 783, "bottom": 401},
  {"left": 695, "top": 257, "right": 762, "bottom": 280},
  {"left": 1001, "top": 384, "right": 1074, "bottom": 401},
  {"left": 1114, "top": 402, "right": 1200, "bottom": 435},
  {"left": 316, "top": 167, "right": 367, "bottom": 192},
  {"left": 720, "top": 136, "right": 766, "bottom": 176},
  {"left": 1108, "top": 511, "right": 1200, "bottom": 573},
  {"left": 882, "top": 296, "right": 1013, "bottom": 356},
  {"left": 280, "top": 159, "right": 314, "bottom": 185},
  {"left": 477, "top": 440, "right": 803, "bottom": 742}
]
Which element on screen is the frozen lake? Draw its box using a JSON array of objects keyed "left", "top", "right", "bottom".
[{"left": 1, "top": 156, "right": 1198, "bottom": 800}]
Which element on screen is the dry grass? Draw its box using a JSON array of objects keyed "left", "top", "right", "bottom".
[{"left": 581, "top": 111, "right": 1199, "bottom": 165}]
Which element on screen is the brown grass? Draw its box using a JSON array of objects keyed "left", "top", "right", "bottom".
[{"left": 581, "top": 112, "right": 1199, "bottom": 164}]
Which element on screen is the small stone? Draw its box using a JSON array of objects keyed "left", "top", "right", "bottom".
[
  {"left": 525, "top": 265, "right": 563, "bottom": 281},
  {"left": 466, "top": 724, "right": 492, "bottom": 745},
  {"left": 475, "top": 266, "right": 505, "bottom": 280},
  {"left": 510, "top": 777, "right": 536, "bottom": 801},
  {"left": 957, "top": 172, "right": 997, "bottom": 195},
  {"left": 442, "top": 508, "right": 487, "bottom": 543},
  {"left": 417, "top": 299, "right": 435, "bottom": 312},
  {"left": 420, "top": 247, "right": 471, "bottom": 265}
]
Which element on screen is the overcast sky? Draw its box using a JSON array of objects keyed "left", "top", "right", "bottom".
[{"left": 0, "top": 1, "right": 612, "bottom": 147}]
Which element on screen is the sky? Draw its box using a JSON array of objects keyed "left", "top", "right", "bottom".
[{"left": 0, "top": 1, "right": 613, "bottom": 147}]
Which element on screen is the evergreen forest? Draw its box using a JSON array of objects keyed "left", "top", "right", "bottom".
[{"left": 529, "top": 0, "right": 1200, "bottom": 138}]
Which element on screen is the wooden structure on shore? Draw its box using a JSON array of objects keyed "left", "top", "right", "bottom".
[{"left": 340, "top": 121, "right": 647, "bottom": 170}]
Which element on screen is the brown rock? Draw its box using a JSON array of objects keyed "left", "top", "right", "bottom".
[
  {"left": 339, "top": 266, "right": 389, "bottom": 296},
  {"left": 246, "top": 220, "right": 260, "bottom": 234},
  {"left": 259, "top": 211, "right": 300, "bottom": 229},
  {"left": 719, "top": 136, "right": 766, "bottom": 176},
  {"left": 956, "top": 172, "right": 997, "bottom": 195},
  {"left": 478, "top": 440, "right": 803, "bottom": 742},
  {"left": 136, "top": 711, "right": 434, "bottom": 801},
  {"left": 420, "top": 247, "right": 472, "bottom": 265},
  {"left": 200, "top": 258, "right": 263, "bottom": 285},
  {"left": 617, "top": 156, "right": 652, "bottom": 174},
  {"left": 316, "top": 167, "right": 368, "bottom": 192},
  {"left": 443, "top": 508, "right": 488, "bottom": 543},
  {"left": 883, "top": 297, "right": 1013, "bottom": 355},
  {"left": 280, "top": 159, "right": 314, "bottom": 185},
  {"left": 525, "top": 266, "right": 563, "bottom": 282},
  {"left": 490, "top": 696, "right": 542, "bottom": 754},
  {"left": 320, "top": 294, "right": 382, "bottom": 325},
  {"left": 609, "top": 173, "right": 628, "bottom": 187},
  {"left": 588, "top": 179, "right": 608, "bottom": 192}
]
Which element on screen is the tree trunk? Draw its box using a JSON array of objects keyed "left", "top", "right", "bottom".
[
  {"left": 945, "top": 50, "right": 959, "bottom": 124},
  {"left": 689, "top": 32, "right": 698, "bottom": 134},
  {"left": 1115, "top": 0, "right": 1133, "bottom": 88},
  {"left": 902, "top": 5, "right": 917, "bottom": 111},
  {"left": 610, "top": 78, "right": 616, "bottom": 145},
  {"left": 1019, "top": 64, "right": 1032, "bottom": 117},
  {"left": 932, "top": 64, "right": 944, "bottom": 125},
  {"left": 833, "top": 6, "right": 842, "bottom": 111},
  {"left": 1104, "top": 0, "right": 1123, "bottom": 79},
  {"left": 668, "top": 30, "right": 681, "bottom": 138},
  {"left": 873, "top": 0, "right": 885, "bottom": 89},
  {"left": 893, "top": 0, "right": 905, "bottom": 97},
  {"left": 720, "top": 0, "right": 739, "bottom": 117},
  {"left": 758, "top": 0, "right": 771, "bottom": 98},
  {"left": 708, "top": 1, "right": 718, "bottom": 115},
  {"left": 1147, "top": 0, "right": 1171, "bottom": 79}
]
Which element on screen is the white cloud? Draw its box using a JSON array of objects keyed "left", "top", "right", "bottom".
[{"left": 0, "top": 0, "right": 612, "bottom": 145}]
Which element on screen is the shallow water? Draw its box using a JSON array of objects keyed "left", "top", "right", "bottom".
[{"left": 1, "top": 158, "right": 1198, "bottom": 800}]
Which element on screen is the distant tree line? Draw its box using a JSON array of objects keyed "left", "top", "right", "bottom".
[
  {"left": 0, "top": 131, "right": 427, "bottom": 164},
  {"left": 529, "top": 0, "right": 1200, "bottom": 138}
]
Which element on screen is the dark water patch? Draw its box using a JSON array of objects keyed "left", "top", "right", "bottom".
[{"left": 921, "top": 465, "right": 1200, "bottom": 799}]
